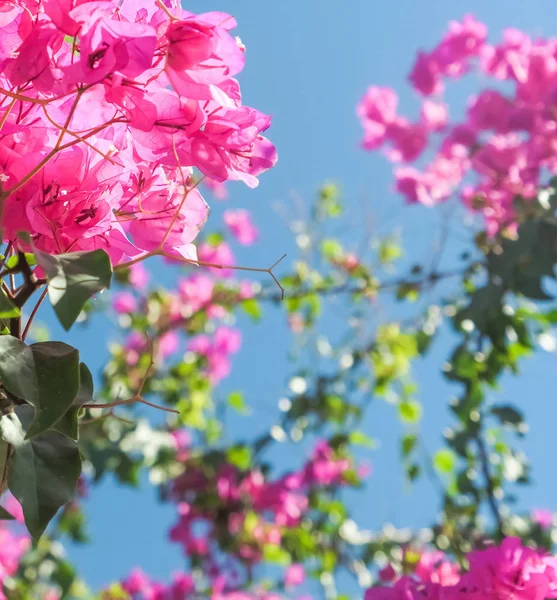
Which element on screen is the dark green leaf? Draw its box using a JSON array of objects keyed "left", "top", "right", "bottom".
[
  {"left": 0, "top": 335, "right": 37, "bottom": 401},
  {"left": 401, "top": 434, "right": 417, "bottom": 458},
  {"left": 0, "top": 506, "right": 14, "bottom": 520},
  {"left": 26, "top": 342, "right": 80, "bottom": 439},
  {"left": 35, "top": 249, "right": 112, "bottom": 331},
  {"left": 74, "top": 362, "right": 94, "bottom": 407},
  {"left": 54, "top": 407, "right": 80, "bottom": 442},
  {"left": 2, "top": 406, "right": 81, "bottom": 540},
  {"left": 492, "top": 405, "right": 524, "bottom": 429},
  {"left": 0, "top": 289, "right": 19, "bottom": 319}
]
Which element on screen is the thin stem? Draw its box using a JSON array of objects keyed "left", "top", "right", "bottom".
[
  {"left": 21, "top": 287, "right": 48, "bottom": 341},
  {"left": 83, "top": 395, "right": 178, "bottom": 414},
  {"left": 0, "top": 97, "right": 17, "bottom": 134},
  {"left": 0, "top": 242, "right": 12, "bottom": 271},
  {"left": 476, "top": 429, "right": 504, "bottom": 535},
  {"left": 116, "top": 251, "right": 288, "bottom": 298},
  {"left": 156, "top": 0, "right": 177, "bottom": 20}
]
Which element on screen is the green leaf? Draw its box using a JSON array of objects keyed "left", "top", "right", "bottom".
[
  {"left": 5, "top": 252, "right": 36, "bottom": 270},
  {"left": 320, "top": 239, "right": 343, "bottom": 261},
  {"left": 0, "top": 335, "right": 37, "bottom": 401},
  {"left": 433, "top": 449, "right": 457, "bottom": 474},
  {"left": 228, "top": 391, "right": 250, "bottom": 415},
  {"left": 0, "top": 289, "right": 19, "bottom": 319},
  {"left": 0, "top": 506, "right": 14, "bottom": 520},
  {"left": 263, "top": 543, "right": 290, "bottom": 565},
  {"left": 349, "top": 430, "right": 375, "bottom": 448},
  {"left": 74, "top": 362, "right": 94, "bottom": 406},
  {"left": 26, "top": 342, "right": 80, "bottom": 439},
  {"left": 226, "top": 446, "right": 252, "bottom": 471},
  {"left": 241, "top": 298, "right": 262, "bottom": 321},
  {"left": 206, "top": 232, "right": 224, "bottom": 247},
  {"left": 492, "top": 405, "right": 524, "bottom": 429},
  {"left": 379, "top": 239, "right": 403, "bottom": 264},
  {"left": 398, "top": 400, "right": 422, "bottom": 424},
  {"left": 401, "top": 434, "right": 417, "bottom": 458},
  {"left": 35, "top": 249, "right": 112, "bottom": 331},
  {"left": 2, "top": 406, "right": 81, "bottom": 540},
  {"left": 53, "top": 407, "right": 80, "bottom": 442}
]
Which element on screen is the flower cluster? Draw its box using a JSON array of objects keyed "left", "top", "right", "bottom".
[
  {"left": 166, "top": 440, "right": 357, "bottom": 569},
  {"left": 119, "top": 567, "right": 305, "bottom": 599},
  {"left": 0, "top": 518, "right": 29, "bottom": 600},
  {"left": 0, "top": 0, "right": 276, "bottom": 264},
  {"left": 358, "top": 15, "right": 557, "bottom": 234},
  {"left": 114, "top": 263, "right": 254, "bottom": 379},
  {"left": 367, "top": 537, "right": 557, "bottom": 600}
]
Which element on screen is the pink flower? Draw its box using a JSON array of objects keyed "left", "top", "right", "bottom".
[
  {"left": 409, "top": 51, "right": 442, "bottom": 96},
  {"left": 379, "top": 564, "right": 398, "bottom": 583},
  {"left": 129, "top": 263, "right": 149, "bottom": 290},
  {"left": 414, "top": 551, "right": 460, "bottom": 585},
  {"left": 467, "top": 89, "right": 513, "bottom": 133},
  {"left": 166, "top": 18, "right": 219, "bottom": 71},
  {"left": 122, "top": 568, "right": 152, "bottom": 595},
  {"left": 198, "top": 242, "right": 235, "bottom": 278},
  {"left": 420, "top": 101, "right": 449, "bottom": 131},
  {"left": 239, "top": 281, "right": 255, "bottom": 299},
  {"left": 188, "top": 326, "right": 241, "bottom": 383},
  {"left": 285, "top": 564, "right": 305, "bottom": 588},
  {"left": 384, "top": 118, "right": 428, "bottom": 162},
  {"left": 113, "top": 292, "right": 138, "bottom": 314},
  {"left": 179, "top": 274, "right": 215, "bottom": 312},
  {"left": 3, "top": 495, "right": 24, "bottom": 524},
  {"left": 223, "top": 209, "right": 259, "bottom": 245},
  {"left": 159, "top": 331, "right": 179, "bottom": 359},
  {"left": 303, "top": 440, "right": 351, "bottom": 486},
  {"left": 532, "top": 509, "right": 553, "bottom": 530},
  {"left": 463, "top": 537, "right": 557, "bottom": 600},
  {"left": 357, "top": 86, "right": 398, "bottom": 150},
  {"left": 205, "top": 177, "right": 229, "bottom": 200}
]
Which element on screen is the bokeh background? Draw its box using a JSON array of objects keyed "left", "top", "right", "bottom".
[{"left": 34, "top": 1, "right": 557, "bottom": 595}]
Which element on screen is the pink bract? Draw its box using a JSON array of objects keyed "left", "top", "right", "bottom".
[
  {"left": 0, "top": 0, "right": 276, "bottom": 266},
  {"left": 359, "top": 15, "right": 557, "bottom": 234}
]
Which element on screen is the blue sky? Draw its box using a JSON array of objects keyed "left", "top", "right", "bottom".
[{"left": 46, "top": 1, "right": 557, "bottom": 596}]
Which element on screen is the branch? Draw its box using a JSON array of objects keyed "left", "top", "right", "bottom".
[
  {"left": 259, "top": 265, "right": 475, "bottom": 302},
  {"left": 475, "top": 428, "right": 504, "bottom": 536},
  {"left": 82, "top": 346, "right": 179, "bottom": 415}
]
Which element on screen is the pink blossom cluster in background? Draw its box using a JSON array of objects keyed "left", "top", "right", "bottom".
[
  {"left": 367, "top": 537, "right": 557, "bottom": 600},
  {"left": 188, "top": 325, "right": 242, "bottom": 383},
  {"left": 121, "top": 567, "right": 309, "bottom": 599},
  {"left": 114, "top": 264, "right": 255, "bottom": 377},
  {"left": 0, "top": 0, "right": 276, "bottom": 265},
  {"left": 166, "top": 440, "right": 359, "bottom": 570},
  {"left": 0, "top": 523, "right": 29, "bottom": 600},
  {"left": 358, "top": 15, "right": 557, "bottom": 234},
  {"left": 112, "top": 440, "right": 357, "bottom": 598}
]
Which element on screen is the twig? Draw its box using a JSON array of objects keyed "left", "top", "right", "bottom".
[
  {"left": 259, "top": 265, "right": 472, "bottom": 303},
  {"left": 82, "top": 343, "right": 178, "bottom": 415},
  {"left": 21, "top": 287, "right": 48, "bottom": 341},
  {"left": 117, "top": 251, "right": 288, "bottom": 298},
  {"left": 475, "top": 429, "right": 504, "bottom": 535},
  {"left": 82, "top": 395, "right": 178, "bottom": 415}
]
